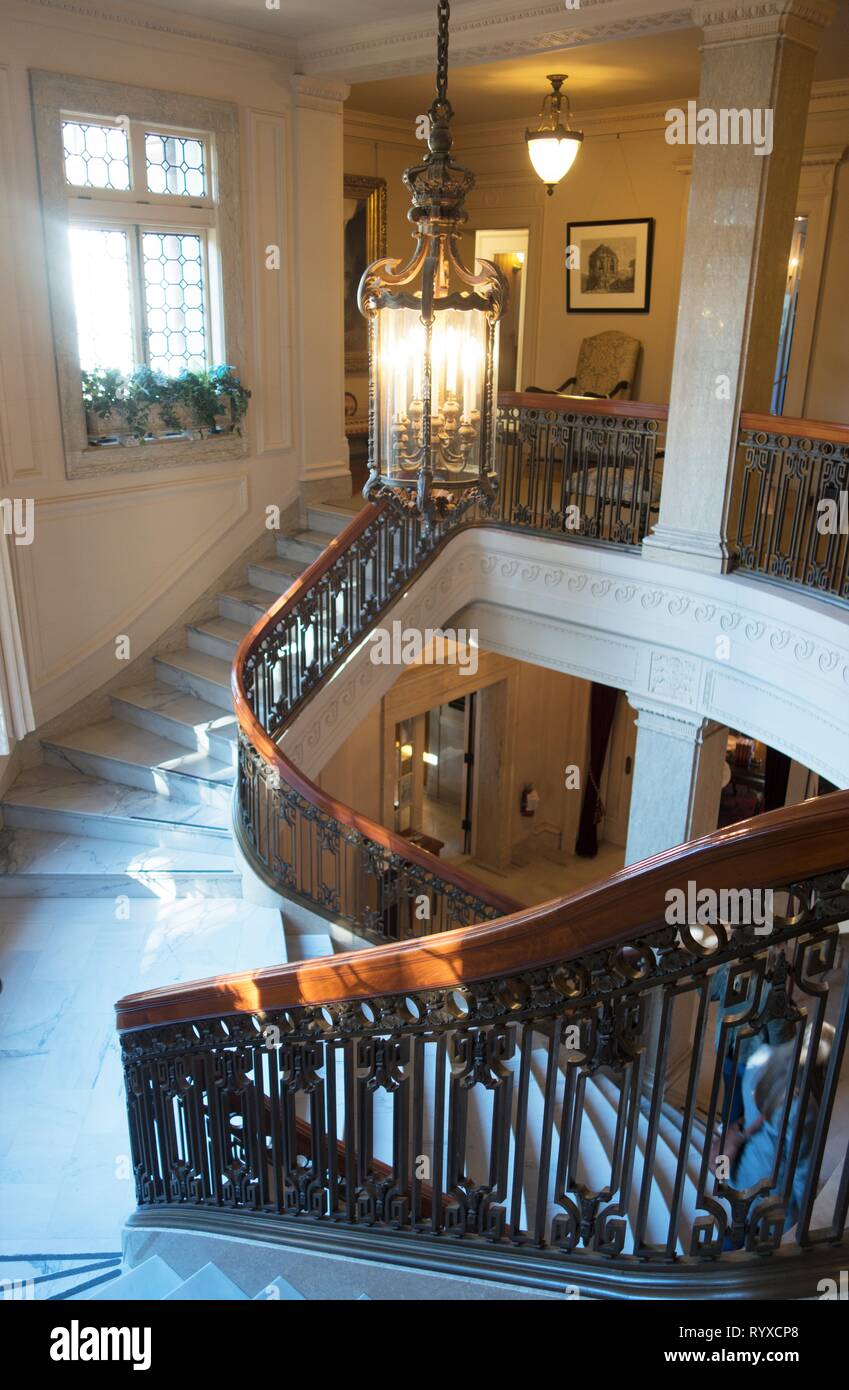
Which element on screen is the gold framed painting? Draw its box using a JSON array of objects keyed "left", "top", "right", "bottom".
[{"left": 344, "top": 174, "right": 387, "bottom": 374}]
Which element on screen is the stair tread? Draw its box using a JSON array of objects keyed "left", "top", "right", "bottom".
[
  {"left": 254, "top": 1274, "right": 305, "bottom": 1301},
  {"left": 252, "top": 556, "right": 306, "bottom": 579},
  {"left": 4, "top": 764, "right": 231, "bottom": 834},
  {"left": 156, "top": 646, "right": 232, "bottom": 687},
  {"left": 0, "top": 825, "right": 237, "bottom": 877},
  {"left": 219, "top": 582, "right": 279, "bottom": 613},
  {"left": 188, "top": 616, "right": 248, "bottom": 644},
  {"left": 87, "top": 1255, "right": 181, "bottom": 1302},
  {"left": 44, "top": 718, "right": 233, "bottom": 786},
  {"left": 307, "top": 502, "right": 361, "bottom": 536},
  {"left": 288, "top": 529, "right": 335, "bottom": 551},
  {"left": 164, "top": 1262, "right": 249, "bottom": 1301},
  {"left": 112, "top": 680, "right": 238, "bottom": 743}
]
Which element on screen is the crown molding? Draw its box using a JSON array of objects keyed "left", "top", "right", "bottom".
[
  {"left": 11, "top": 0, "right": 297, "bottom": 61},
  {"left": 693, "top": 0, "right": 836, "bottom": 49},
  {"left": 299, "top": 0, "right": 692, "bottom": 81},
  {"left": 346, "top": 75, "right": 849, "bottom": 154},
  {"left": 291, "top": 75, "right": 351, "bottom": 112}
]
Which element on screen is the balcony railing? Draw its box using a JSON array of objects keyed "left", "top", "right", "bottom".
[
  {"left": 732, "top": 413, "right": 849, "bottom": 600},
  {"left": 497, "top": 392, "right": 666, "bottom": 547},
  {"left": 232, "top": 393, "right": 669, "bottom": 947},
  {"left": 114, "top": 394, "right": 849, "bottom": 1296},
  {"left": 117, "top": 792, "right": 849, "bottom": 1298}
]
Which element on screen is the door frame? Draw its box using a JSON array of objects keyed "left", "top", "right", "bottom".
[{"left": 474, "top": 227, "right": 530, "bottom": 391}]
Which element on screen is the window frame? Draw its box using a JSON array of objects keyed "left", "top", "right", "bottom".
[{"left": 31, "top": 72, "right": 245, "bottom": 478}]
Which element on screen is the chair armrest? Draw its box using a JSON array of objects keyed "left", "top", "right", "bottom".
[{"left": 608, "top": 380, "right": 630, "bottom": 398}]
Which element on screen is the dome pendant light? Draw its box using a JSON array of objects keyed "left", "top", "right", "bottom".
[
  {"left": 358, "top": 0, "right": 507, "bottom": 530},
  {"left": 525, "top": 74, "right": 583, "bottom": 196}
]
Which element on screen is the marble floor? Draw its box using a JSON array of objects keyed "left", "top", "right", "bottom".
[
  {"left": 441, "top": 835, "right": 626, "bottom": 907},
  {"left": 0, "top": 895, "right": 287, "bottom": 1292}
]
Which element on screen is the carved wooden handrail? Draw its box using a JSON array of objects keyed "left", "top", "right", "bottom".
[
  {"left": 739, "top": 411, "right": 849, "bottom": 446},
  {"left": 116, "top": 398, "right": 849, "bottom": 1278},
  {"left": 230, "top": 500, "right": 519, "bottom": 919},
  {"left": 499, "top": 390, "right": 669, "bottom": 421},
  {"left": 116, "top": 787, "right": 849, "bottom": 1030}
]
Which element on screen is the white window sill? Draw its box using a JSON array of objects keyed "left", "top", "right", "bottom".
[{"left": 67, "top": 429, "right": 248, "bottom": 479}]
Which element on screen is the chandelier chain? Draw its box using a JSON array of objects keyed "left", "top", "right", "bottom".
[{"left": 435, "top": 0, "right": 450, "bottom": 105}]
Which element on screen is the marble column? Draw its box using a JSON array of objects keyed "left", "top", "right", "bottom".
[
  {"left": 292, "top": 77, "right": 352, "bottom": 504},
  {"left": 643, "top": 0, "right": 835, "bottom": 573},
  {"left": 625, "top": 699, "right": 728, "bottom": 1095},
  {"left": 624, "top": 697, "right": 727, "bottom": 867}
]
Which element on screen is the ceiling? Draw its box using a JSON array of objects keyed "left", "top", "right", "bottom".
[
  {"left": 349, "top": 29, "right": 705, "bottom": 122},
  {"left": 348, "top": 15, "right": 849, "bottom": 124},
  {"left": 110, "top": 0, "right": 428, "bottom": 41}
]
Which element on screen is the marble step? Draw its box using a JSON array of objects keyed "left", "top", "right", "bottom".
[
  {"left": 42, "top": 719, "right": 233, "bottom": 809},
  {"left": 307, "top": 503, "right": 359, "bottom": 537},
  {"left": 111, "top": 680, "right": 237, "bottom": 765},
  {"left": 217, "top": 583, "right": 278, "bottom": 625},
  {"left": 87, "top": 1255, "right": 181, "bottom": 1302},
  {"left": 186, "top": 616, "right": 249, "bottom": 663},
  {"left": 247, "top": 555, "right": 305, "bottom": 597},
  {"left": 3, "top": 764, "right": 233, "bottom": 853},
  {"left": 255, "top": 1275, "right": 306, "bottom": 1300},
  {"left": 283, "top": 931, "right": 335, "bottom": 962},
  {"left": 0, "top": 826, "right": 241, "bottom": 898},
  {"left": 154, "top": 647, "right": 232, "bottom": 710},
  {"left": 164, "top": 1262, "right": 249, "bottom": 1301},
  {"left": 276, "top": 529, "right": 333, "bottom": 565}
]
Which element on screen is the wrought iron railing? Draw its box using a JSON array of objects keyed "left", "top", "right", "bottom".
[
  {"left": 117, "top": 793, "right": 849, "bottom": 1296},
  {"left": 115, "top": 394, "right": 849, "bottom": 1294},
  {"left": 233, "top": 497, "right": 520, "bottom": 940},
  {"left": 497, "top": 392, "right": 666, "bottom": 547},
  {"left": 732, "top": 414, "right": 849, "bottom": 600},
  {"left": 233, "top": 394, "right": 668, "bottom": 944}
]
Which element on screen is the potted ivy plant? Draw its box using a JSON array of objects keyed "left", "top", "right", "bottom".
[{"left": 82, "top": 365, "right": 251, "bottom": 445}]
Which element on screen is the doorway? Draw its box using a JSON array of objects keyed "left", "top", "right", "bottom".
[
  {"left": 474, "top": 228, "right": 529, "bottom": 390},
  {"left": 421, "top": 695, "right": 476, "bottom": 856}
]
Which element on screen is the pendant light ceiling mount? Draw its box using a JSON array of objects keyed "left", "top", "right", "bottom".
[{"left": 526, "top": 73, "right": 583, "bottom": 196}]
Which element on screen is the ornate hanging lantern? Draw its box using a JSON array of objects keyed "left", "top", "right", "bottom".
[
  {"left": 358, "top": 0, "right": 507, "bottom": 528},
  {"left": 525, "top": 75, "right": 583, "bottom": 196}
]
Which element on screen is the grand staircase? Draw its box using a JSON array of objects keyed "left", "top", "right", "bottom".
[
  {"left": 0, "top": 503, "right": 352, "bottom": 916},
  {"left": 108, "top": 466, "right": 848, "bottom": 1300},
  {"left": 4, "top": 437, "right": 847, "bottom": 1298}
]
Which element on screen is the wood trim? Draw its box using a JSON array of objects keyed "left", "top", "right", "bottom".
[
  {"left": 230, "top": 500, "right": 519, "bottom": 918},
  {"left": 116, "top": 788, "right": 849, "bottom": 1030},
  {"left": 739, "top": 412, "right": 849, "bottom": 445},
  {"left": 123, "top": 401, "right": 849, "bottom": 1035},
  {"left": 497, "top": 391, "right": 669, "bottom": 421}
]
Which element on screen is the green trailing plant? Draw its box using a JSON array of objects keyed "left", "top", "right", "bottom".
[
  {"left": 81, "top": 367, "right": 124, "bottom": 419},
  {"left": 80, "top": 364, "right": 251, "bottom": 442}
]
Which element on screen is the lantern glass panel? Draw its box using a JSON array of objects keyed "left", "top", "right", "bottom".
[{"left": 376, "top": 301, "right": 497, "bottom": 490}]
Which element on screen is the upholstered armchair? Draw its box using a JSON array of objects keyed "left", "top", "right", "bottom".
[{"left": 525, "top": 330, "right": 642, "bottom": 399}]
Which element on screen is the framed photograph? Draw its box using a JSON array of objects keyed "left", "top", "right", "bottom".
[
  {"left": 343, "top": 174, "right": 387, "bottom": 373},
  {"left": 566, "top": 218, "right": 654, "bottom": 313}
]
